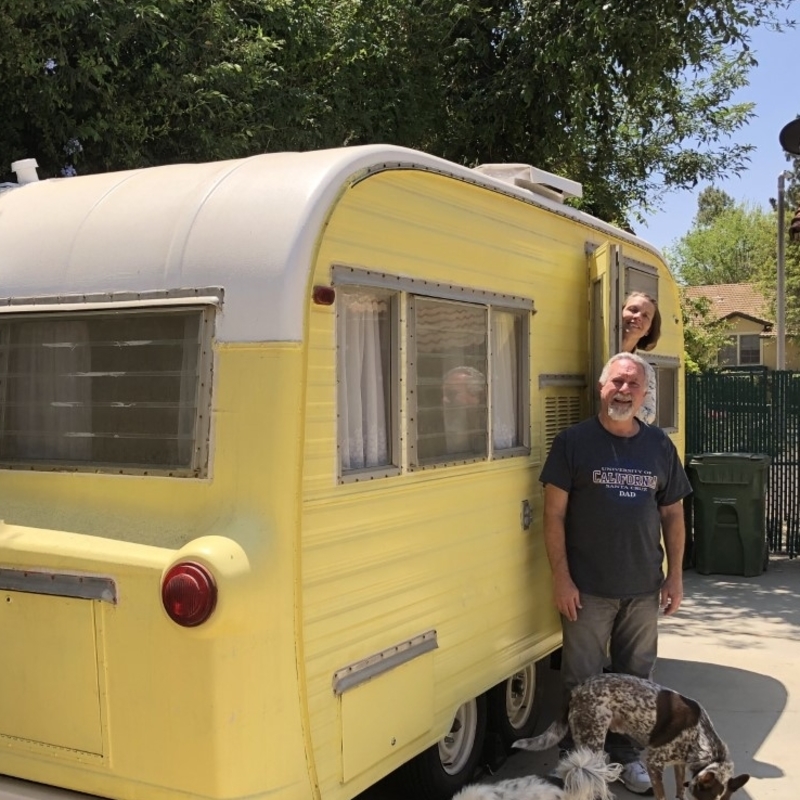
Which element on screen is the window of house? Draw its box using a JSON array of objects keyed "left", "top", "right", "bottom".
[
  {"left": 739, "top": 334, "right": 761, "bottom": 365},
  {"left": 718, "top": 339, "right": 737, "bottom": 366},
  {"left": 719, "top": 334, "right": 762, "bottom": 366},
  {"left": 0, "top": 307, "right": 212, "bottom": 474}
]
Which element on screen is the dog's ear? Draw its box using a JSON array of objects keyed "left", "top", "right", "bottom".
[
  {"left": 727, "top": 774, "right": 750, "bottom": 793},
  {"left": 697, "top": 769, "right": 717, "bottom": 787}
]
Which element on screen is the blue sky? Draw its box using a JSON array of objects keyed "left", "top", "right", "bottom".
[{"left": 637, "top": 3, "right": 799, "bottom": 253}]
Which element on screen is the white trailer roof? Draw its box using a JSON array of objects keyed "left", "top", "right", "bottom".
[{"left": 0, "top": 145, "right": 659, "bottom": 342}]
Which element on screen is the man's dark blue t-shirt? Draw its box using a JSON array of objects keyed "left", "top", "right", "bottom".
[{"left": 540, "top": 417, "right": 692, "bottom": 598}]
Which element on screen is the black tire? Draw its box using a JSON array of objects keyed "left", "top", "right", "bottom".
[
  {"left": 399, "top": 694, "right": 488, "bottom": 800},
  {"left": 486, "top": 659, "right": 546, "bottom": 751}
]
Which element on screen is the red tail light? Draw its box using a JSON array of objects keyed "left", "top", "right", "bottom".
[{"left": 161, "top": 562, "right": 217, "bottom": 627}]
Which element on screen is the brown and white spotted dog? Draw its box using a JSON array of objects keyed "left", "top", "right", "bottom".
[{"left": 513, "top": 674, "right": 750, "bottom": 800}]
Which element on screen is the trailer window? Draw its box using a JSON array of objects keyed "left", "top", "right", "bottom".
[
  {"left": 337, "top": 287, "right": 396, "bottom": 473},
  {"left": 0, "top": 308, "right": 211, "bottom": 475},
  {"left": 654, "top": 365, "right": 678, "bottom": 429},
  {"left": 334, "top": 272, "right": 531, "bottom": 478},
  {"left": 411, "top": 297, "right": 488, "bottom": 465},
  {"left": 492, "top": 310, "right": 527, "bottom": 451}
]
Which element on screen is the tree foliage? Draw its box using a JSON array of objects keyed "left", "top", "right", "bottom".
[
  {"left": 665, "top": 190, "right": 776, "bottom": 285},
  {"left": 0, "top": 0, "right": 328, "bottom": 174},
  {"left": 681, "top": 292, "right": 732, "bottom": 373},
  {"left": 0, "top": 0, "right": 794, "bottom": 223},
  {"left": 694, "top": 186, "right": 735, "bottom": 227},
  {"left": 667, "top": 135, "right": 800, "bottom": 367},
  {"left": 667, "top": 187, "right": 775, "bottom": 369}
]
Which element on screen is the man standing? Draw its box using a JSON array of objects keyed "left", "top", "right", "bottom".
[{"left": 540, "top": 352, "right": 691, "bottom": 794}]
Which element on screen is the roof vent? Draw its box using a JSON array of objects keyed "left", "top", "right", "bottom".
[
  {"left": 11, "top": 158, "right": 40, "bottom": 185},
  {"left": 473, "top": 163, "right": 582, "bottom": 204}
]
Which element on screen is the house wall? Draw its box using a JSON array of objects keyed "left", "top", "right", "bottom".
[
  {"left": 762, "top": 338, "right": 800, "bottom": 370},
  {"left": 726, "top": 317, "right": 800, "bottom": 370}
]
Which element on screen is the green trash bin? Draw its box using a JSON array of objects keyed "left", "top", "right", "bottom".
[{"left": 686, "top": 453, "right": 771, "bottom": 577}]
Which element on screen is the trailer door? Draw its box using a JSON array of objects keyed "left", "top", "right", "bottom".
[{"left": 588, "top": 242, "right": 620, "bottom": 413}]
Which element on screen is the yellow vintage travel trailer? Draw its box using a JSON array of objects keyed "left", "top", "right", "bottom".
[{"left": 0, "top": 146, "right": 684, "bottom": 800}]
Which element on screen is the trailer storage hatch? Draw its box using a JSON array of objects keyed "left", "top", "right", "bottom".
[{"left": 0, "top": 588, "right": 103, "bottom": 756}]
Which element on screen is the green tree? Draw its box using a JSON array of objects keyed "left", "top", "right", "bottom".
[
  {"left": 695, "top": 186, "right": 736, "bottom": 227},
  {"left": 668, "top": 186, "right": 777, "bottom": 369},
  {"left": 0, "top": 0, "right": 331, "bottom": 176},
  {"left": 681, "top": 292, "right": 732, "bottom": 373},
  {"left": 665, "top": 198, "right": 776, "bottom": 285},
  {"left": 0, "top": 0, "right": 794, "bottom": 225}
]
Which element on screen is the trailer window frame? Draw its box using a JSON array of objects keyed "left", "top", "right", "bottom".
[
  {"left": 647, "top": 354, "right": 680, "bottom": 432},
  {"left": 333, "top": 266, "right": 532, "bottom": 480},
  {"left": 408, "top": 295, "right": 489, "bottom": 467},
  {"left": 336, "top": 285, "right": 401, "bottom": 481},
  {"left": 0, "top": 303, "right": 215, "bottom": 477}
]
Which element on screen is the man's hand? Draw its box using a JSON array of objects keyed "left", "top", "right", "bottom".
[
  {"left": 659, "top": 499, "right": 686, "bottom": 616},
  {"left": 660, "top": 572, "right": 683, "bottom": 616},
  {"left": 553, "top": 573, "right": 582, "bottom": 622}
]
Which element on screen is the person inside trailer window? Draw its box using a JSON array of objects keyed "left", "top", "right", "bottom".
[
  {"left": 442, "top": 366, "right": 486, "bottom": 454},
  {"left": 620, "top": 292, "right": 661, "bottom": 425}
]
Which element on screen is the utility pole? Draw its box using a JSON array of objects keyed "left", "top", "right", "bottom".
[{"left": 777, "top": 172, "right": 786, "bottom": 369}]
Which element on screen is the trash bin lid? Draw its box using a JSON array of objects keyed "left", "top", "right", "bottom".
[{"left": 688, "top": 452, "right": 771, "bottom": 466}]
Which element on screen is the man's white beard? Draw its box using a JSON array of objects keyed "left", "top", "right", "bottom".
[{"left": 607, "top": 400, "right": 635, "bottom": 421}]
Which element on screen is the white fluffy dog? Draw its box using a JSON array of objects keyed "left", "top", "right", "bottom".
[{"left": 451, "top": 747, "right": 622, "bottom": 800}]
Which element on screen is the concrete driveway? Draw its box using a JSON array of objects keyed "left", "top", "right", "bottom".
[{"left": 361, "top": 556, "right": 799, "bottom": 800}]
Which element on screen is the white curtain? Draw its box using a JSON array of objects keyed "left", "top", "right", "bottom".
[
  {"left": 338, "top": 292, "right": 389, "bottom": 470},
  {"left": 9, "top": 320, "right": 92, "bottom": 460},
  {"left": 492, "top": 311, "right": 518, "bottom": 450}
]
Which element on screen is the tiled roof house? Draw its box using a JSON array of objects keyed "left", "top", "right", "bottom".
[{"left": 683, "top": 282, "right": 799, "bottom": 369}]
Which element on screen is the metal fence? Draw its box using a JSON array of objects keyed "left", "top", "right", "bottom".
[{"left": 686, "top": 367, "right": 800, "bottom": 556}]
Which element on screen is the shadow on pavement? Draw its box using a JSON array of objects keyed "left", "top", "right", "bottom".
[
  {"left": 654, "top": 658, "right": 785, "bottom": 787},
  {"left": 663, "top": 566, "right": 800, "bottom": 648}
]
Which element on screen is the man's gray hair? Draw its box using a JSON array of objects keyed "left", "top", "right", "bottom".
[{"left": 599, "top": 352, "right": 649, "bottom": 385}]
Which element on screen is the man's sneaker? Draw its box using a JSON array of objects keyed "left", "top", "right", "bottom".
[{"left": 619, "top": 760, "right": 653, "bottom": 795}]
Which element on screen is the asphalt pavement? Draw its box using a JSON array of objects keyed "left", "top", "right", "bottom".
[{"left": 361, "top": 556, "right": 800, "bottom": 800}]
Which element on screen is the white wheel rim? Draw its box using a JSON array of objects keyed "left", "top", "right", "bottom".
[
  {"left": 438, "top": 699, "right": 478, "bottom": 775},
  {"left": 505, "top": 664, "right": 536, "bottom": 730}
]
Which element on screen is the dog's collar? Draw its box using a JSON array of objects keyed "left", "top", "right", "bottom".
[{"left": 543, "top": 775, "right": 565, "bottom": 790}]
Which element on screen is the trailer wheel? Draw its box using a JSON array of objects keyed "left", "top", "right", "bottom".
[
  {"left": 400, "top": 694, "right": 487, "bottom": 800},
  {"left": 487, "top": 659, "right": 546, "bottom": 750}
]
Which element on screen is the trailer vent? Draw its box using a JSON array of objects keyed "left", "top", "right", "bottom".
[
  {"left": 544, "top": 394, "right": 582, "bottom": 453},
  {"left": 11, "top": 158, "right": 40, "bottom": 185},
  {"left": 473, "top": 163, "right": 582, "bottom": 204}
]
